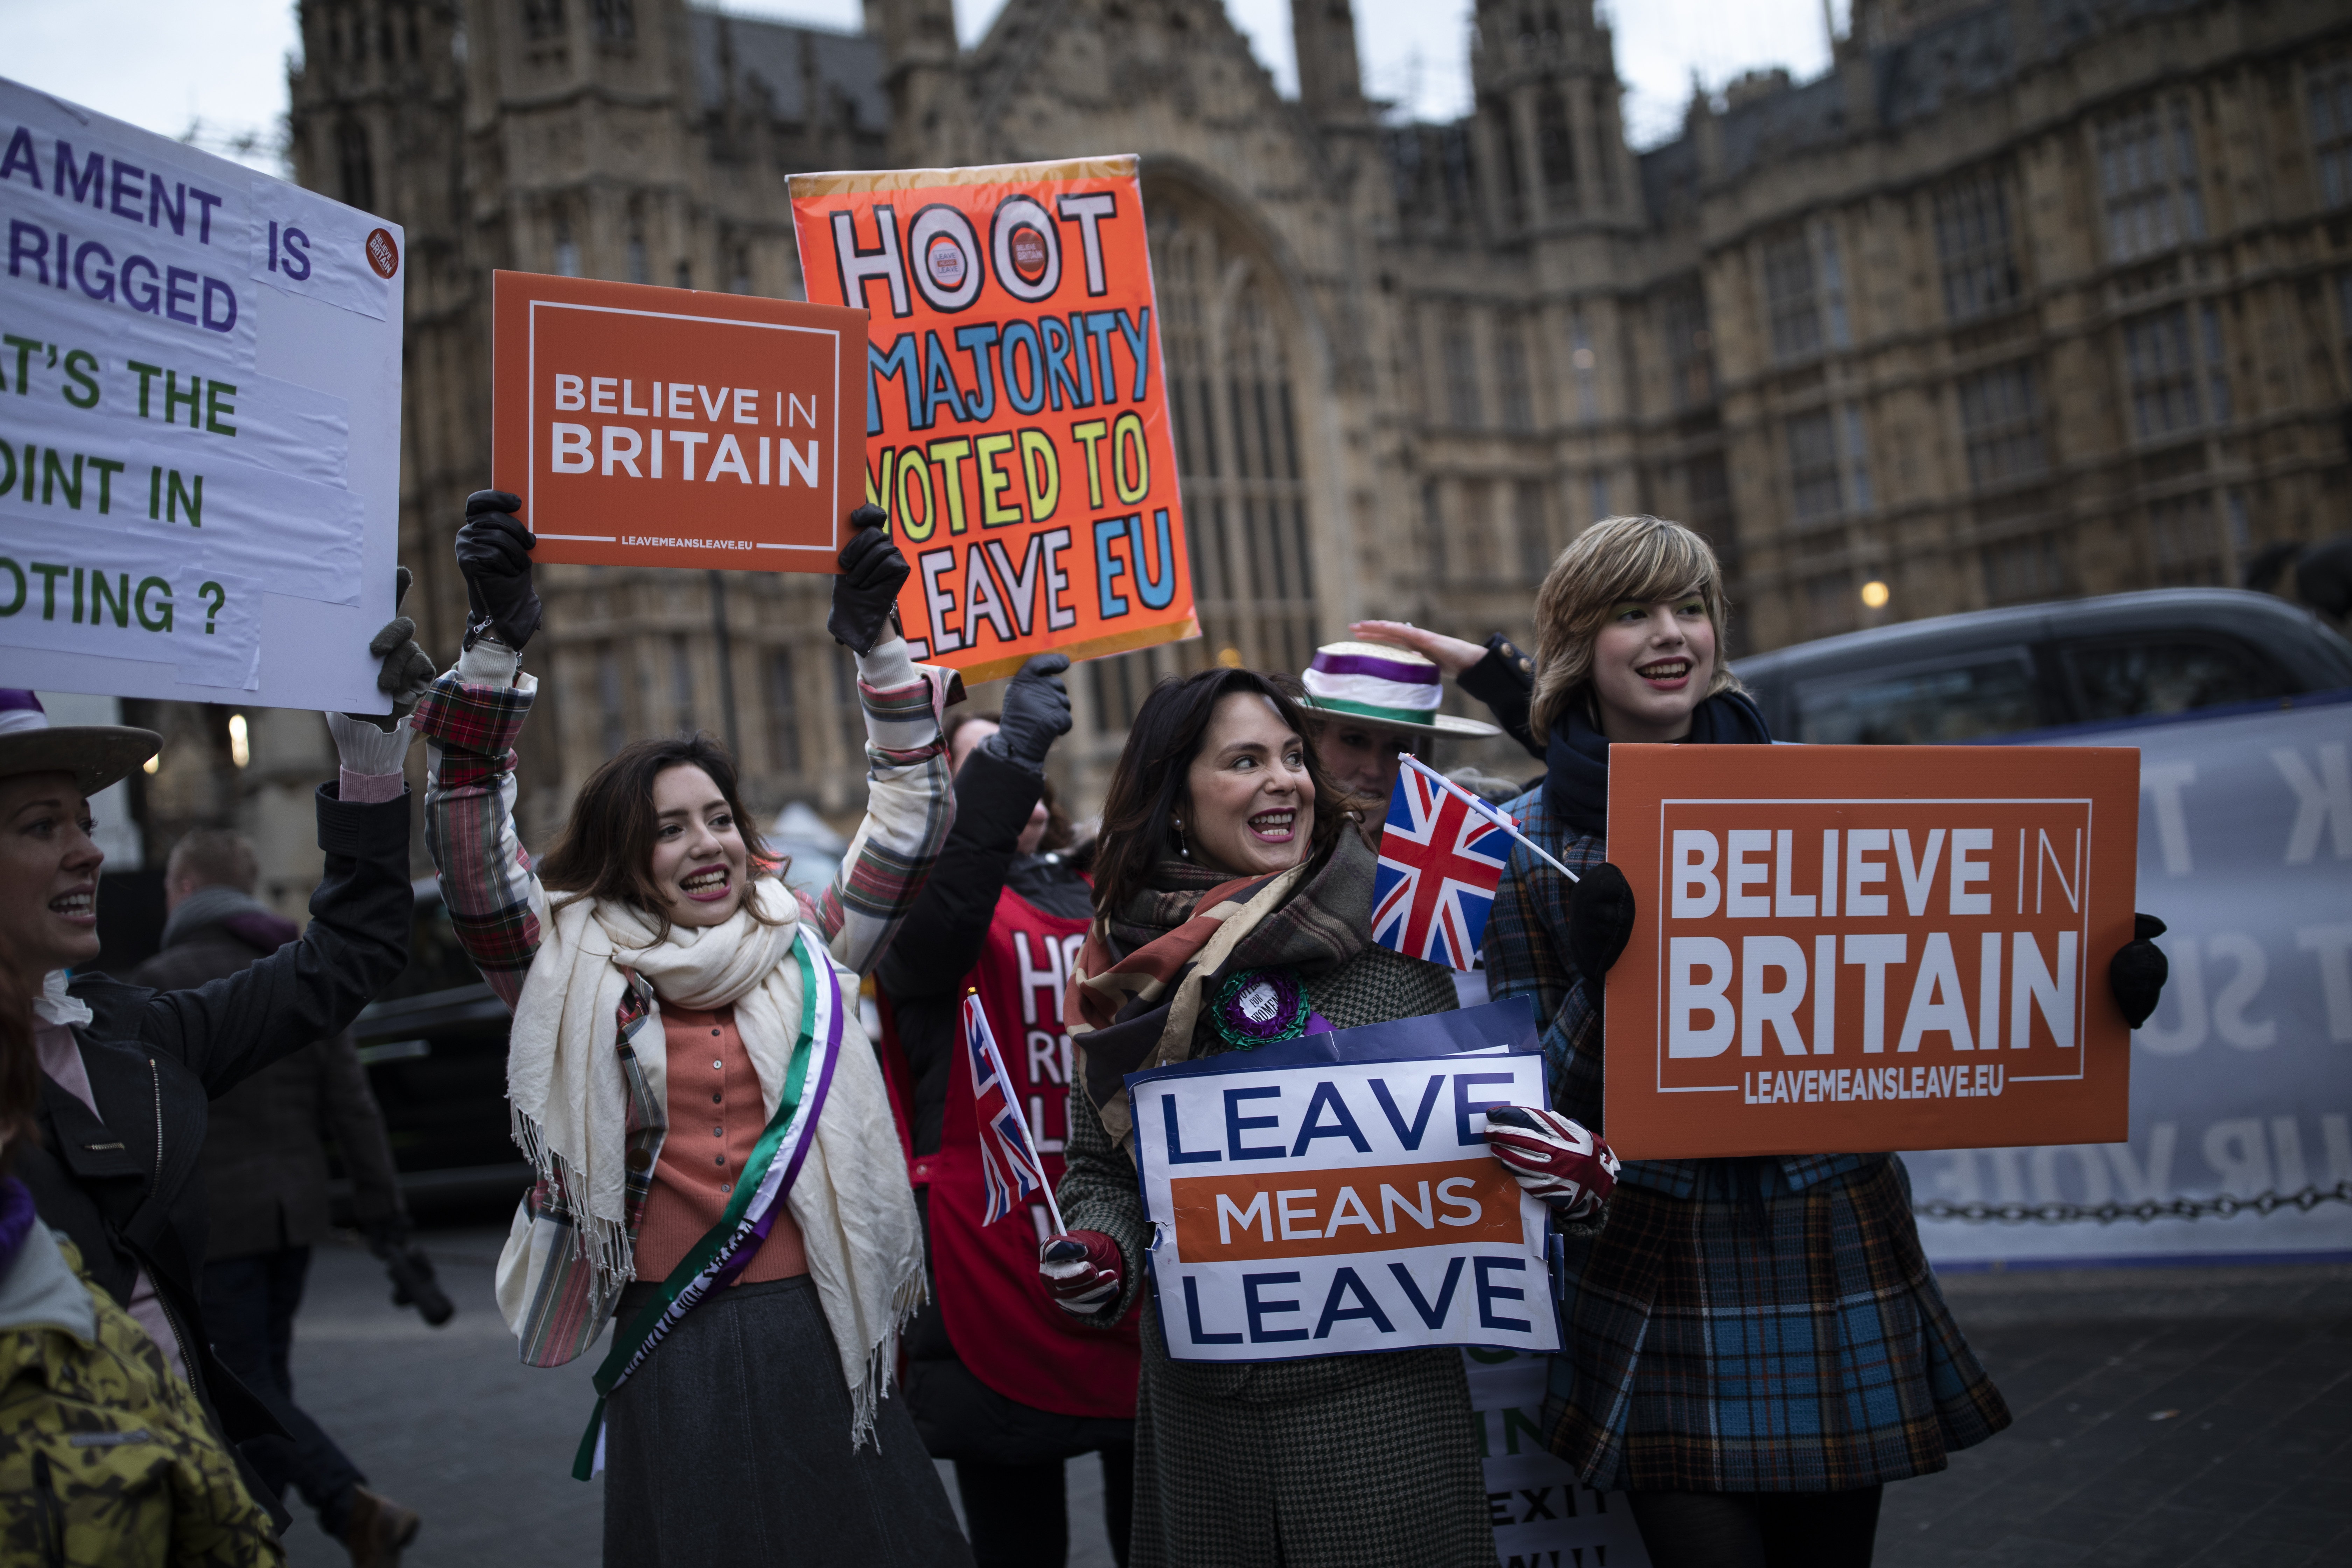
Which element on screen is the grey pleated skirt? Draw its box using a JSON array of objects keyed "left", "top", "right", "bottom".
[{"left": 601, "top": 1274, "right": 974, "bottom": 1567}]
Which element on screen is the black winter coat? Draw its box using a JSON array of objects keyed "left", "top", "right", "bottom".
[
  {"left": 18, "top": 785, "right": 411, "bottom": 1466},
  {"left": 875, "top": 745, "right": 1124, "bottom": 1464}
]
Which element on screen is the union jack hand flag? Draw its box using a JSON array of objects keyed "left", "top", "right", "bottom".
[
  {"left": 965, "top": 993, "right": 1050, "bottom": 1226},
  {"left": 1371, "top": 760, "right": 1517, "bottom": 971}
]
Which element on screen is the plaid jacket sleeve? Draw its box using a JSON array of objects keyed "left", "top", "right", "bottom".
[
  {"left": 412, "top": 668, "right": 547, "bottom": 1012},
  {"left": 800, "top": 637, "right": 953, "bottom": 979}
]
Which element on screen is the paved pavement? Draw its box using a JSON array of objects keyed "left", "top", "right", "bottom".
[{"left": 271, "top": 1228, "right": 2345, "bottom": 1566}]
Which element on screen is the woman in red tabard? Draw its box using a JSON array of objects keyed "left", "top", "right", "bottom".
[{"left": 875, "top": 660, "right": 1141, "bottom": 1568}]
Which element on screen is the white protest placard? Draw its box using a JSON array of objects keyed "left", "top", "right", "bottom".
[
  {"left": 0, "top": 76, "right": 399, "bottom": 707},
  {"left": 1463, "top": 1349, "right": 1651, "bottom": 1568},
  {"left": 1128, "top": 1004, "right": 1559, "bottom": 1361}
]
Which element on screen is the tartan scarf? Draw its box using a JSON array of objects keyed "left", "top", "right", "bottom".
[{"left": 1066, "top": 828, "right": 1376, "bottom": 1154}]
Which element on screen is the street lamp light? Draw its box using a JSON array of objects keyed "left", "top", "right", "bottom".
[{"left": 1860, "top": 580, "right": 1890, "bottom": 610}]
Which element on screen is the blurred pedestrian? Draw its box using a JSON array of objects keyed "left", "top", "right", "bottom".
[
  {"left": 413, "top": 494, "right": 971, "bottom": 1564},
  {"left": 1481, "top": 514, "right": 2172, "bottom": 1567},
  {"left": 0, "top": 953, "right": 287, "bottom": 1567},
  {"left": 876, "top": 659, "right": 1141, "bottom": 1568},
  {"left": 1293, "top": 639, "right": 1500, "bottom": 805},
  {"left": 2, "top": 595, "right": 424, "bottom": 1538},
  {"left": 131, "top": 830, "right": 420, "bottom": 1563},
  {"left": 1043, "top": 667, "right": 1533, "bottom": 1568}
]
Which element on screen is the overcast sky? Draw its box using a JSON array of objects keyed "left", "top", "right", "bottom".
[{"left": 0, "top": 0, "right": 1848, "bottom": 168}]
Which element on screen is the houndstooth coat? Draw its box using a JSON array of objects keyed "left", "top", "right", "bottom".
[{"left": 1057, "top": 941, "right": 1496, "bottom": 1568}]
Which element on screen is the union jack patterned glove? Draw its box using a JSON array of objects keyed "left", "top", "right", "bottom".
[
  {"left": 1484, "top": 1105, "right": 1618, "bottom": 1222},
  {"left": 1039, "top": 1230, "right": 1123, "bottom": 1318}
]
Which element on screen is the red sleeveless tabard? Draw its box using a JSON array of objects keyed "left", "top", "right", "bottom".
[{"left": 912, "top": 885, "right": 1140, "bottom": 1418}]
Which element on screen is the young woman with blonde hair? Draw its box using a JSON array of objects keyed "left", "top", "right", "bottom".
[{"left": 1482, "top": 514, "right": 2168, "bottom": 1567}]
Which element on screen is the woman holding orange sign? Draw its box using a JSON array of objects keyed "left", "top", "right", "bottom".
[{"left": 1481, "top": 514, "right": 2171, "bottom": 1567}]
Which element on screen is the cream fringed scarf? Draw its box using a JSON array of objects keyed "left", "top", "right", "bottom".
[{"left": 502, "top": 879, "right": 925, "bottom": 1445}]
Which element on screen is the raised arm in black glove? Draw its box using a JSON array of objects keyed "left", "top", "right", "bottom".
[
  {"left": 983, "top": 653, "right": 1073, "bottom": 772},
  {"left": 1567, "top": 861, "right": 1638, "bottom": 981},
  {"left": 827, "top": 504, "right": 910, "bottom": 655},
  {"left": 454, "top": 489, "right": 541, "bottom": 651},
  {"left": 2109, "top": 913, "right": 2170, "bottom": 1029}
]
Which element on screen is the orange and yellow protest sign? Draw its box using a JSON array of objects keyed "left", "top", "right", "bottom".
[
  {"left": 1602, "top": 744, "right": 2140, "bottom": 1160},
  {"left": 492, "top": 272, "right": 866, "bottom": 570},
  {"left": 789, "top": 156, "right": 1197, "bottom": 681}
]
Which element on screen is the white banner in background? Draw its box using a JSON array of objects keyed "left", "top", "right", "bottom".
[
  {"left": 1465, "top": 1349, "right": 1650, "bottom": 1568},
  {"left": 1912, "top": 695, "right": 2352, "bottom": 1265},
  {"left": 0, "top": 509, "right": 256, "bottom": 688},
  {"left": 1133, "top": 1046, "right": 1559, "bottom": 1361}
]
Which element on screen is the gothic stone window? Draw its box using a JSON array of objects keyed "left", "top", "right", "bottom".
[
  {"left": 2097, "top": 100, "right": 2206, "bottom": 264},
  {"left": 1443, "top": 309, "right": 1484, "bottom": 428},
  {"left": 1538, "top": 85, "right": 1577, "bottom": 211},
  {"left": 1787, "top": 408, "right": 1842, "bottom": 523},
  {"left": 1659, "top": 281, "right": 1715, "bottom": 410},
  {"left": 1087, "top": 193, "right": 1319, "bottom": 730},
  {"left": 1934, "top": 170, "right": 2021, "bottom": 323},
  {"left": 1763, "top": 231, "right": 1820, "bottom": 362},
  {"left": 2121, "top": 305, "right": 2229, "bottom": 441},
  {"left": 2147, "top": 492, "right": 2224, "bottom": 587},
  {"left": 2306, "top": 55, "right": 2352, "bottom": 210},
  {"left": 764, "top": 646, "right": 802, "bottom": 776},
  {"left": 1981, "top": 531, "right": 2072, "bottom": 606},
  {"left": 1955, "top": 361, "right": 2047, "bottom": 488},
  {"left": 1495, "top": 323, "right": 1534, "bottom": 433}
]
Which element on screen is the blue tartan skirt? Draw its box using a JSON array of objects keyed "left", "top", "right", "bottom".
[{"left": 1543, "top": 1153, "right": 2010, "bottom": 1493}]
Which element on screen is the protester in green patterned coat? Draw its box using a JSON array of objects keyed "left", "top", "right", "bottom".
[
  {"left": 0, "top": 962, "right": 284, "bottom": 1567},
  {"left": 1040, "top": 667, "right": 1490, "bottom": 1568}
]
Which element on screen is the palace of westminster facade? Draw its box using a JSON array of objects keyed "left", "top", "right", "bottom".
[{"left": 126, "top": 0, "right": 2352, "bottom": 898}]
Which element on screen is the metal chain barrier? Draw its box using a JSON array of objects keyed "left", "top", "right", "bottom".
[{"left": 1914, "top": 1181, "right": 2352, "bottom": 1225}]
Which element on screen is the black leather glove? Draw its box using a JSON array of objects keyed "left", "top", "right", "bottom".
[
  {"left": 1567, "top": 861, "right": 1637, "bottom": 981},
  {"left": 827, "top": 505, "right": 909, "bottom": 655},
  {"left": 985, "top": 653, "right": 1073, "bottom": 771},
  {"left": 454, "top": 489, "right": 540, "bottom": 651},
  {"left": 2109, "top": 913, "right": 2170, "bottom": 1029}
]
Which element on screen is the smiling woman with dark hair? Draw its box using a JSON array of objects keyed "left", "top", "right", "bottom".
[{"left": 1035, "top": 665, "right": 1498, "bottom": 1568}]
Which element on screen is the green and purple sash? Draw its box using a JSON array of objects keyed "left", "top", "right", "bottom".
[{"left": 571, "top": 932, "right": 845, "bottom": 1480}]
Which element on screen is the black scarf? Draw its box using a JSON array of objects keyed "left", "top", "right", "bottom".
[{"left": 1542, "top": 687, "right": 1772, "bottom": 839}]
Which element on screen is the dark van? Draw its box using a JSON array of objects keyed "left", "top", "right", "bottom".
[{"left": 1732, "top": 589, "right": 2352, "bottom": 744}]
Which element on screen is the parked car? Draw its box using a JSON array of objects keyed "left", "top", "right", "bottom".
[
  {"left": 339, "top": 879, "right": 526, "bottom": 1212},
  {"left": 1732, "top": 589, "right": 2352, "bottom": 743}
]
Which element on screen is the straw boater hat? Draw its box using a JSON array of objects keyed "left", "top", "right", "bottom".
[
  {"left": 0, "top": 691, "right": 162, "bottom": 795},
  {"left": 1296, "top": 641, "right": 1500, "bottom": 740}
]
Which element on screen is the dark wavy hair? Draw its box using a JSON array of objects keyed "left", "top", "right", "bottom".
[
  {"left": 534, "top": 734, "right": 781, "bottom": 939},
  {"left": 1090, "top": 668, "right": 1353, "bottom": 922}
]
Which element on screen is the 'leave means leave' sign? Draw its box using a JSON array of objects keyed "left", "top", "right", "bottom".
[
  {"left": 1603, "top": 744, "right": 2141, "bottom": 1161},
  {"left": 1129, "top": 1004, "right": 1558, "bottom": 1362}
]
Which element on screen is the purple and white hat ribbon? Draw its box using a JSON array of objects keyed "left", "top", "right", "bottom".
[
  {"left": 1300, "top": 643, "right": 1445, "bottom": 727},
  {"left": 0, "top": 692, "right": 49, "bottom": 737}
]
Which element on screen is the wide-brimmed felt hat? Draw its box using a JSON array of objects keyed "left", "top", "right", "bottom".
[
  {"left": 0, "top": 691, "right": 161, "bottom": 796},
  {"left": 1297, "top": 642, "right": 1500, "bottom": 740}
]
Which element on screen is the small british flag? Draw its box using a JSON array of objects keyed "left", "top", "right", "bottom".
[
  {"left": 965, "top": 993, "right": 1051, "bottom": 1227},
  {"left": 1371, "top": 759, "right": 1517, "bottom": 971}
]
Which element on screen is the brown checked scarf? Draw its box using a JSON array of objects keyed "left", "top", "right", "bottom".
[{"left": 1065, "top": 828, "right": 1378, "bottom": 1159}]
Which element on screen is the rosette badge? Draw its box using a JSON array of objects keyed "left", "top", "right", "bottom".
[{"left": 1297, "top": 641, "right": 1499, "bottom": 739}]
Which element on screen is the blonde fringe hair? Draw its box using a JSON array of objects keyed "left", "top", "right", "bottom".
[{"left": 1528, "top": 514, "right": 1739, "bottom": 740}]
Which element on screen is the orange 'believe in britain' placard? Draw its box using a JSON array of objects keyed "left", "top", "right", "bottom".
[
  {"left": 789, "top": 156, "right": 1197, "bottom": 681},
  {"left": 1602, "top": 745, "right": 2140, "bottom": 1161},
  {"left": 492, "top": 272, "right": 866, "bottom": 569}
]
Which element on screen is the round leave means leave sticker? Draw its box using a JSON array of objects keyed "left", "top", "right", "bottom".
[{"left": 366, "top": 228, "right": 400, "bottom": 279}]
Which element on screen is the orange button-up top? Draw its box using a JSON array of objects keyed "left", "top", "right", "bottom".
[{"left": 634, "top": 1003, "right": 808, "bottom": 1284}]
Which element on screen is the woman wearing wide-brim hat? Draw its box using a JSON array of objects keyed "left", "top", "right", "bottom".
[
  {"left": 1, "top": 603, "right": 426, "bottom": 1547},
  {"left": 1292, "top": 640, "right": 1499, "bottom": 806}
]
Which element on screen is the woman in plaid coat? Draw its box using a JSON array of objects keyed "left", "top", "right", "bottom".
[{"left": 1483, "top": 516, "right": 2169, "bottom": 1566}]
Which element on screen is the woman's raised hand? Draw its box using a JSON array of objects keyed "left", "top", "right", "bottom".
[
  {"left": 990, "top": 653, "right": 1073, "bottom": 771},
  {"left": 369, "top": 565, "right": 436, "bottom": 715},
  {"left": 1483, "top": 1105, "right": 1617, "bottom": 1221},
  {"left": 454, "top": 490, "right": 541, "bottom": 651},
  {"left": 827, "top": 505, "right": 911, "bottom": 655},
  {"left": 1348, "top": 620, "right": 1488, "bottom": 677}
]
